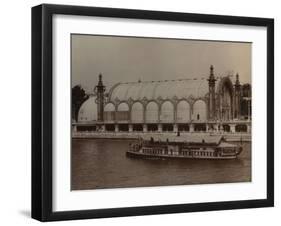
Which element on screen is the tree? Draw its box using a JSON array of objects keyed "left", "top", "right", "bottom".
[{"left": 72, "top": 85, "right": 89, "bottom": 121}]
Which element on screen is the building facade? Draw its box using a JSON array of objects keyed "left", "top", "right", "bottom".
[{"left": 75, "top": 66, "right": 251, "bottom": 133}]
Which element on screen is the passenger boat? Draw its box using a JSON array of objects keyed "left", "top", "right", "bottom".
[{"left": 126, "top": 133, "right": 242, "bottom": 160}]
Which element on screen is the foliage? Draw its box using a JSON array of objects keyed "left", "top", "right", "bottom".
[{"left": 72, "top": 85, "right": 89, "bottom": 121}]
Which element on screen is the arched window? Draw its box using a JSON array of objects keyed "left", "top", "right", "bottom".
[
  {"left": 160, "top": 101, "right": 174, "bottom": 122},
  {"left": 116, "top": 102, "right": 129, "bottom": 121},
  {"left": 193, "top": 100, "right": 207, "bottom": 121},
  {"left": 131, "top": 102, "right": 144, "bottom": 123},
  {"left": 176, "top": 100, "right": 190, "bottom": 122},
  {"left": 145, "top": 102, "right": 158, "bottom": 123},
  {"left": 104, "top": 102, "right": 115, "bottom": 111},
  {"left": 104, "top": 103, "right": 115, "bottom": 121},
  {"left": 218, "top": 77, "right": 234, "bottom": 121}
]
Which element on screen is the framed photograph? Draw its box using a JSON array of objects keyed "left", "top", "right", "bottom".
[{"left": 32, "top": 4, "right": 274, "bottom": 221}]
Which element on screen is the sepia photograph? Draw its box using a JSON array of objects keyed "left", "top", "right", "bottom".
[
  {"left": 31, "top": 3, "right": 274, "bottom": 221},
  {"left": 71, "top": 34, "right": 252, "bottom": 191}
]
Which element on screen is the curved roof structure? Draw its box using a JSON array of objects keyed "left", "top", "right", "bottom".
[
  {"left": 108, "top": 78, "right": 209, "bottom": 102},
  {"left": 78, "top": 96, "right": 97, "bottom": 122}
]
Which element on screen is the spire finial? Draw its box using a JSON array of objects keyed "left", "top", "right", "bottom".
[
  {"left": 97, "top": 73, "right": 104, "bottom": 87},
  {"left": 210, "top": 65, "right": 214, "bottom": 75},
  {"left": 209, "top": 65, "right": 215, "bottom": 81},
  {"left": 235, "top": 73, "right": 240, "bottom": 86}
]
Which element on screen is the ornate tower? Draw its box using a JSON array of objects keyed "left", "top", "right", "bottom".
[
  {"left": 208, "top": 65, "right": 216, "bottom": 120},
  {"left": 234, "top": 73, "right": 241, "bottom": 119},
  {"left": 95, "top": 73, "right": 106, "bottom": 121}
]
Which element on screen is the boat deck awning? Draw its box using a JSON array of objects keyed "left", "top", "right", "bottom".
[{"left": 141, "top": 134, "right": 223, "bottom": 145}]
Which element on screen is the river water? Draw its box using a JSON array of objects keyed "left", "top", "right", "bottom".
[{"left": 71, "top": 139, "right": 251, "bottom": 190}]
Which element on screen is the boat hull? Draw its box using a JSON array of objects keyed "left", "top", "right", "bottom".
[
  {"left": 126, "top": 150, "right": 239, "bottom": 160},
  {"left": 127, "top": 134, "right": 242, "bottom": 160}
]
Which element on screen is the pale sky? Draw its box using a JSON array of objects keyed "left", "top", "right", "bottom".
[{"left": 71, "top": 34, "right": 251, "bottom": 93}]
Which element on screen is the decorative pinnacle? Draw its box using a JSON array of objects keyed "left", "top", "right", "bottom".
[
  {"left": 210, "top": 65, "right": 214, "bottom": 75},
  {"left": 97, "top": 73, "right": 105, "bottom": 91},
  {"left": 235, "top": 73, "right": 240, "bottom": 86},
  {"left": 98, "top": 73, "right": 103, "bottom": 85},
  {"left": 208, "top": 65, "right": 216, "bottom": 82}
]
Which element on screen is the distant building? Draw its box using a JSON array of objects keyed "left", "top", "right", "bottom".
[{"left": 75, "top": 66, "right": 251, "bottom": 133}]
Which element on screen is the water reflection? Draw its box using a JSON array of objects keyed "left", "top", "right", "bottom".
[{"left": 71, "top": 139, "right": 251, "bottom": 190}]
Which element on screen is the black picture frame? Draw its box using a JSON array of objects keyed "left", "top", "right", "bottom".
[{"left": 32, "top": 4, "right": 274, "bottom": 222}]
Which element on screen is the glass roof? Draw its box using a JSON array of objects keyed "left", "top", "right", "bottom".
[{"left": 109, "top": 78, "right": 209, "bottom": 102}]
